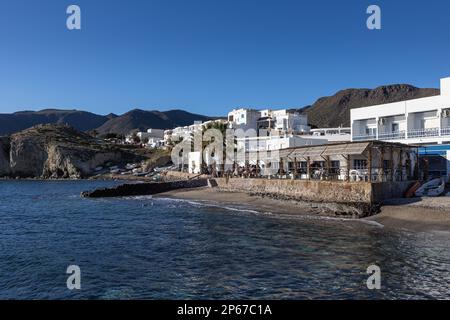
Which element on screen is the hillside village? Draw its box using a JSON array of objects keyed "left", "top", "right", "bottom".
[
  {"left": 1, "top": 79, "right": 449, "bottom": 195},
  {"left": 116, "top": 78, "right": 450, "bottom": 198}
]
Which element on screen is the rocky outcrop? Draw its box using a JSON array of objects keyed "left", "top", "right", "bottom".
[
  {"left": 1, "top": 124, "right": 144, "bottom": 179},
  {"left": 81, "top": 179, "right": 208, "bottom": 198},
  {"left": 0, "top": 137, "right": 11, "bottom": 176}
]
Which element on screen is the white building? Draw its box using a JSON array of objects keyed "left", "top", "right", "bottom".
[
  {"left": 227, "top": 108, "right": 261, "bottom": 131},
  {"left": 227, "top": 108, "right": 310, "bottom": 134},
  {"left": 351, "top": 77, "right": 450, "bottom": 178},
  {"left": 188, "top": 151, "right": 202, "bottom": 174},
  {"left": 125, "top": 128, "right": 165, "bottom": 145},
  {"left": 309, "top": 127, "right": 352, "bottom": 143},
  {"left": 236, "top": 135, "right": 327, "bottom": 153},
  {"left": 165, "top": 120, "right": 227, "bottom": 146},
  {"left": 351, "top": 77, "right": 450, "bottom": 144},
  {"left": 271, "top": 109, "right": 310, "bottom": 133}
]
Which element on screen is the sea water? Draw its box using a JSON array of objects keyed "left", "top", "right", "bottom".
[{"left": 0, "top": 180, "right": 449, "bottom": 299}]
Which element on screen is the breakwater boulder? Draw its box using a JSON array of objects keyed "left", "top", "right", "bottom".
[{"left": 81, "top": 179, "right": 208, "bottom": 198}]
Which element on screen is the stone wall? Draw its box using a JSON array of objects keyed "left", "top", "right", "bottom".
[
  {"left": 371, "top": 181, "right": 416, "bottom": 203},
  {"left": 164, "top": 170, "right": 209, "bottom": 181},
  {"left": 214, "top": 178, "right": 415, "bottom": 205},
  {"left": 215, "top": 178, "right": 373, "bottom": 205}
]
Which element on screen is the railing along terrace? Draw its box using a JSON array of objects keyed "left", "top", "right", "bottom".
[
  {"left": 441, "top": 127, "right": 450, "bottom": 136},
  {"left": 407, "top": 127, "right": 439, "bottom": 138},
  {"left": 352, "top": 134, "right": 377, "bottom": 141},
  {"left": 378, "top": 131, "right": 406, "bottom": 140}
]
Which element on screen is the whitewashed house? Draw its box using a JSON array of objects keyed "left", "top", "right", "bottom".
[
  {"left": 236, "top": 135, "right": 327, "bottom": 153},
  {"left": 227, "top": 108, "right": 310, "bottom": 134},
  {"left": 351, "top": 77, "right": 450, "bottom": 178},
  {"left": 227, "top": 108, "right": 261, "bottom": 131},
  {"left": 125, "top": 128, "right": 165, "bottom": 147}
]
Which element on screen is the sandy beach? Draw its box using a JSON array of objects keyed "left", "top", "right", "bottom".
[{"left": 156, "top": 187, "right": 450, "bottom": 232}]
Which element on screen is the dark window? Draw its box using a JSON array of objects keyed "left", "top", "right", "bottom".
[
  {"left": 392, "top": 123, "right": 399, "bottom": 132},
  {"left": 353, "top": 159, "right": 367, "bottom": 169},
  {"left": 331, "top": 161, "right": 340, "bottom": 168}
]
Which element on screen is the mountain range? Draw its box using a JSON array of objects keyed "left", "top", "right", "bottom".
[
  {"left": 298, "top": 84, "right": 439, "bottom": 128},
  {"left": 0, "top": 83, "right": 440, "bottom": 135},
  {"left": 0, "top": 109, "right": 213, "bottom": 136}
]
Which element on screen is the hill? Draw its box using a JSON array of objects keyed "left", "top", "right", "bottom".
[
  {"left": 0, "top": 109, "right": 109, "bottom": 135},
  {"left": 0, "top": 124, "right": 144, "bottom": 178},
  {"left": 95, "top": 109, "right": 214, "bottom": 135},
  {"left": 298, "top": 85, "right": 440, "bottom": 128}
]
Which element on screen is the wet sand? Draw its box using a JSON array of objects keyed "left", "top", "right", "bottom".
[
  {"left": 156, "top": 187, "right": 316, "bottom": 215},
  {"left": 368, "top": 197, "right": 450, "bottom": 232},
  {"left": 157, "top": 187, "right": 450, "bottom": 232}
]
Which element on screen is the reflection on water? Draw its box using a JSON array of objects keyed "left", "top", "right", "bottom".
[{"left": 0, "top": 180, "right": 449, "bottom": 299}]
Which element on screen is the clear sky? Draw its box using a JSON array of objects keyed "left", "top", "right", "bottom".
[{"left": 1, "top": 0, "right": 450, "bottom": 116}]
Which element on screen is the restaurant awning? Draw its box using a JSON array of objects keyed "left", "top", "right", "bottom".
[{"left": 285, "top": 142, "right": 370, "bottom": 159}]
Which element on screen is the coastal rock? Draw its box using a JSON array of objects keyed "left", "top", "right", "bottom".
[
  {"left": 0, "top": 137, "right": 11, "bottom": 176},
  {"left": 3, "top": 124, "right": 144, "bottom": 178},
  {"left": 81, "top": 179, "right": 208, "bottom": 198}
]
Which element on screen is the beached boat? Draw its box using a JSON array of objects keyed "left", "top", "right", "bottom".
[{"left": 415, "top": 178, "right": 445, "bottom": 197}]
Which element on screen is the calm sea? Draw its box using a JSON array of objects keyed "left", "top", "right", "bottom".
[{"left": 0, "top": 180, "right": 449, "bottom": 299}]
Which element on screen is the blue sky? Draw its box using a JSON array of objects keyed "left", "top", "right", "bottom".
[{"left": 1, "top": 0, "right": 450, "bottom": 116}]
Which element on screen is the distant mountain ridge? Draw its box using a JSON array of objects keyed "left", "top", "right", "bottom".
[
  {"left": 0, "top": 83, "right": 440, "bottom": 135},
  {"left": 298, "top": 84, "right": 439, "bottom": 128},
  {"left": 0, "top": 109, "right": 109, "bottom": 135},
  {"left": 95, "top": 109, "right": 214, "bottom": 135},
  {"left": 0, "top": 108, "right": 214, "bottom": 136}
]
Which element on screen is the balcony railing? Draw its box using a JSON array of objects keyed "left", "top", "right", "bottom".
[
  {"left": 442, "top": 127, "right": 450, "bottom": 136},
  {"left": 407, "top": 127, "right": 439, "bottom": 138},
  {"left": 352, "top": 134, "right": 377, "bottom": 141},
  {"left": 352, "top": 127, "right": 450, "bottom": 141},
  {"left": 378, "top": 131, "right": 406, "bottom": 140}
]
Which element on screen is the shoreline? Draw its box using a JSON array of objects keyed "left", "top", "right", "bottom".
[
  {"left": 156, "top": 187, "right": 450, "bottom": 232},
  {"left": 2, "top": 177, "right": 449, "bottom": 232}
]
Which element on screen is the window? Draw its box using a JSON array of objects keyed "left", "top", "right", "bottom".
[
  {"left": 330, "top": 161, "right": 340, "bottom": 174},
  {"left": 331, "top": 161, "right": 340, "bottom": 169},
  {"left": 392, "top": 123, "right": 399, "bottom": 132},
  {"left": 299, "top": 161, "right": 307, "bottom": 174},
  {"left": 365, "top": 128, "right": 376, "bottom": 136},
  {"left": 312, "top": 161, "right": 325, "bottom": 168},
  {"left": 383, "top": 160, "right": 390, "bottom": 171},
  {"left": 353, "top": 159, "right": 367, "bottom": 169}
]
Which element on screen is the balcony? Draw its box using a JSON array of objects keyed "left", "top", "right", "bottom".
[
  {"left": 378, "top": 131, "right": 406, "bottom": 140},
  {"left": 352, "top": 134, "right": 377, "bottom": 141},
  {"left": 442, "top": 127, "right": 450, "bottom": 136},
  {"left": 352, "top": 127, "right": 450, "bottom": 141},
  {"left": 407, "top": 127, "right": 439, "bottom": 139}
]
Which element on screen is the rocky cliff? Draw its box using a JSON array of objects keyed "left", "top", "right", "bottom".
[{"left": 0, "top": 124, "right": 144, "bottom": 179}]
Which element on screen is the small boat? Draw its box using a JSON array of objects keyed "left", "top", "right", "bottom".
[
  {"left": 405, "top": 181, "right": 421, "bottom": 198},
  {"left": 415, "top": 178, "right": 445, "bottom": 197}
]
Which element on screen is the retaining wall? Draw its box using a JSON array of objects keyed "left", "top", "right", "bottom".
[{"left": 214, "top": 178, "right": 415, "bottom": 205}]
